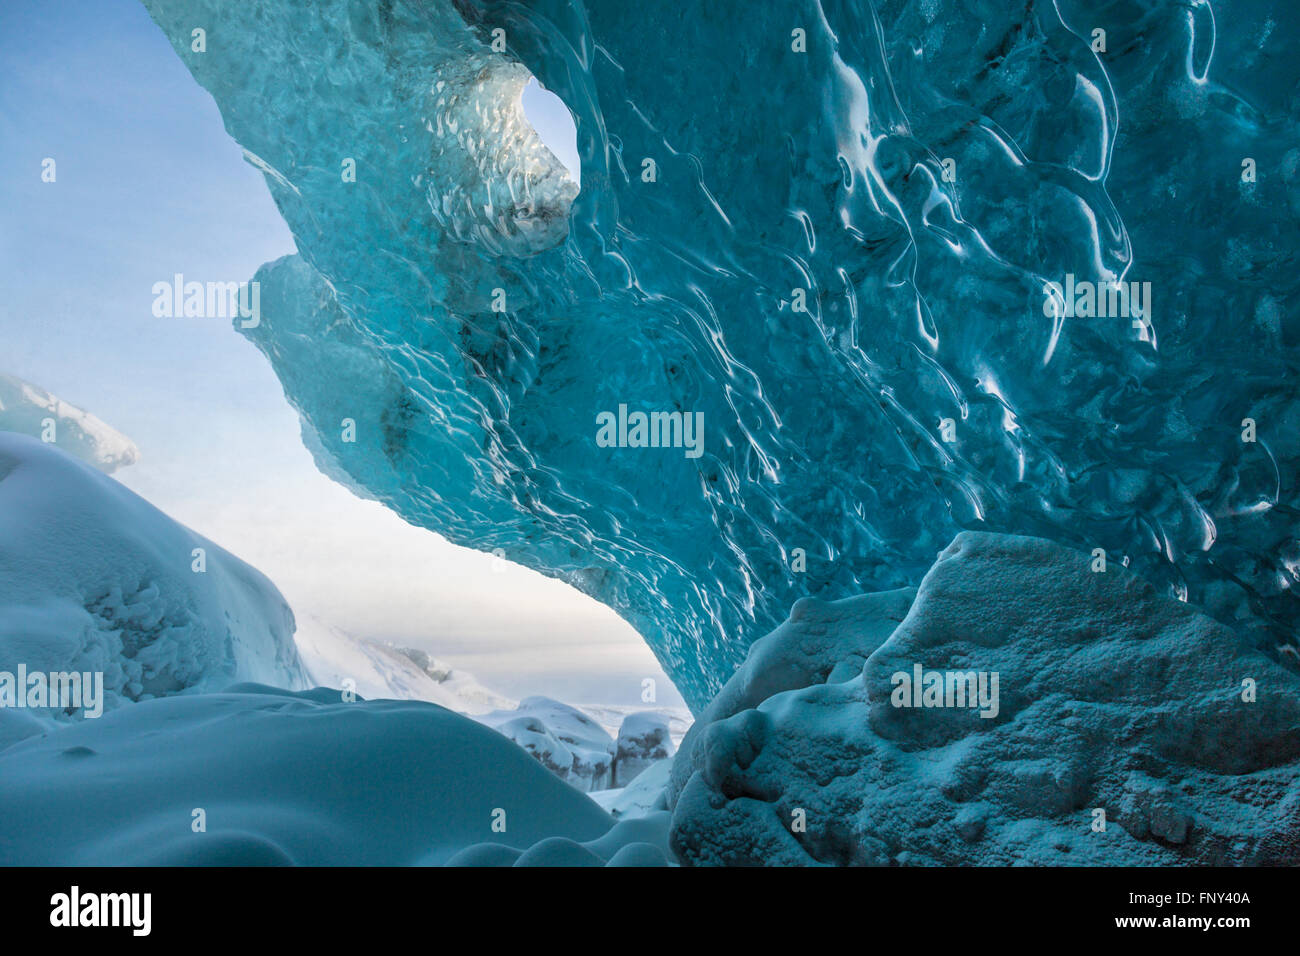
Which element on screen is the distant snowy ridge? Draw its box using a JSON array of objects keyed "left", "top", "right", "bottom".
[
  {"left": 294, "top": 616, "right": 514, "bottom": 714},
  {"left": 0, "top": 373, "right": 139, "bottom": 474},
  {"left": 294, "top": 615, "right": 689, "bottom": 792}
]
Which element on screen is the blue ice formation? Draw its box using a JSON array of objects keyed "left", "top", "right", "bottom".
[
  {"left": 668, "top": 533, "right": 1300, "bottom": 865},
  {"left": 140, "top": 0, "right": 1300, "bottom": 709}
]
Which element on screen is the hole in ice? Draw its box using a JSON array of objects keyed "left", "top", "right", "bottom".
[{"left": 521, "top": 78, "right": 580, "bottom": 187}]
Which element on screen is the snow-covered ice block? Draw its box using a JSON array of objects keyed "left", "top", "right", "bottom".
[
  {"left": 670, "top": 533, "right": 1300, "bottom": 866},
  {"left": 0, "top": 374, "right": 138, "bottom": 473},
  {"left": 669, "top": 588, "right": 914, "bottom": 806},
  {"left": 475, "top": 696, "right": 615, "bottom": 792},
  {"left": 0, "top": 685, "right": 612, "bottom": 865},
  {"left": 576, "top": 703, "right": 693, "bottom": 749},
  {"left": 612, "top": 712, "right": 675, "bottom": 788},
  {"left": 0, "top": 433, "right": 306, "bottom": 724}
]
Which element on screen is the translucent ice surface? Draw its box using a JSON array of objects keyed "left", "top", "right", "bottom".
[{"left": 141, "top": 0, "right": 1300, "bottom": 708}]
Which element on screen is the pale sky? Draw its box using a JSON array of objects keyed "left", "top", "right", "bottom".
[{"left": 0, "top": 0, "right": 683, "bottom": 710}]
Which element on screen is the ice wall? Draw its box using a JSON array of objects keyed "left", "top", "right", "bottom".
[{"left": 140, "top": 0, "right": 1300, "bottom": 708}]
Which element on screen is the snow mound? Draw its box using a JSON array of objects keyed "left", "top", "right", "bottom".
[
  {"left": 293, "top": 616, "right": 514, "bottom": 714},
  {"left": 670, "top": 533, "right": 1300, "bottom": 866},
  {"left": 0, "top": 374, "right": 139, "bottom": 473},
  {"left": 475, "top": 696, "right": 616, "bottom": 792},
  {"left": 0, "top": 685, "right": 612, "bottom": 865},
  {"left": 669, "top": 587, "right": 913, "bottom": 803},
  {"left": 447, "top": 811, "right": 673, "bottom": 867},
  {"left": 0, "top": 433, "right": 305, "bottom": 724}
]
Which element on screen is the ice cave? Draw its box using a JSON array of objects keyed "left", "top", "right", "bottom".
[{"left": 1, "top": 0, "right": 1299, "bottom": 882}]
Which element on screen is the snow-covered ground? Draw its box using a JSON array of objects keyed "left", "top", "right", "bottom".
[
  {"left": 10, "top": 433, "right": 1297, "bottom": 866},
  {"left": 590, "top": 759, "right": 672, "bottom": 820},
  {"left": 0, "top": 431, "right": 681, "bottom": 864},
  {"left": 0, "top": 684, "right": 620, "bottom": 865},
  {"left": 293, "top": 615, "right": 690, "bottom": 794}
]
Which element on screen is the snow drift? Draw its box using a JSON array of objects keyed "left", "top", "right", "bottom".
[
  {"left": 0, "top": 432, "right": 306, "bottom": 733},
  {"left": 446, "top": 811, "right": 673, "bottom": 867},
  {"left": 0, "top": 685, "right": 613, "bottom": 865},
  {"left": 669, "top": 533, "right": 1300, "bottom": 866}
]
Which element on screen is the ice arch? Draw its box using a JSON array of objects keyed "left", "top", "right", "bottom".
[{"left": 140, "top": 0, "right": 1300, "bottom": 709}]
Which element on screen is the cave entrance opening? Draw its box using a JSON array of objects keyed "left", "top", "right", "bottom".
[{"left": 520, "top": 77, "right": 580, "bottom": 187}]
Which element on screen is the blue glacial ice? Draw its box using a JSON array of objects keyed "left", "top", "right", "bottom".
[{"left": 138, "top": 0, "right": 1300, "bottom": 710}]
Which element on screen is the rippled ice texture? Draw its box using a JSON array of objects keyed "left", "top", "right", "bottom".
[{"left": 141, "top": 0, "right": 1300, "bottom": 709}]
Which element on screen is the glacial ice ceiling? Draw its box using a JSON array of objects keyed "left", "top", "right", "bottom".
[{"left": 141, "top": 0, "right": 1300, "bottom": 710}]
